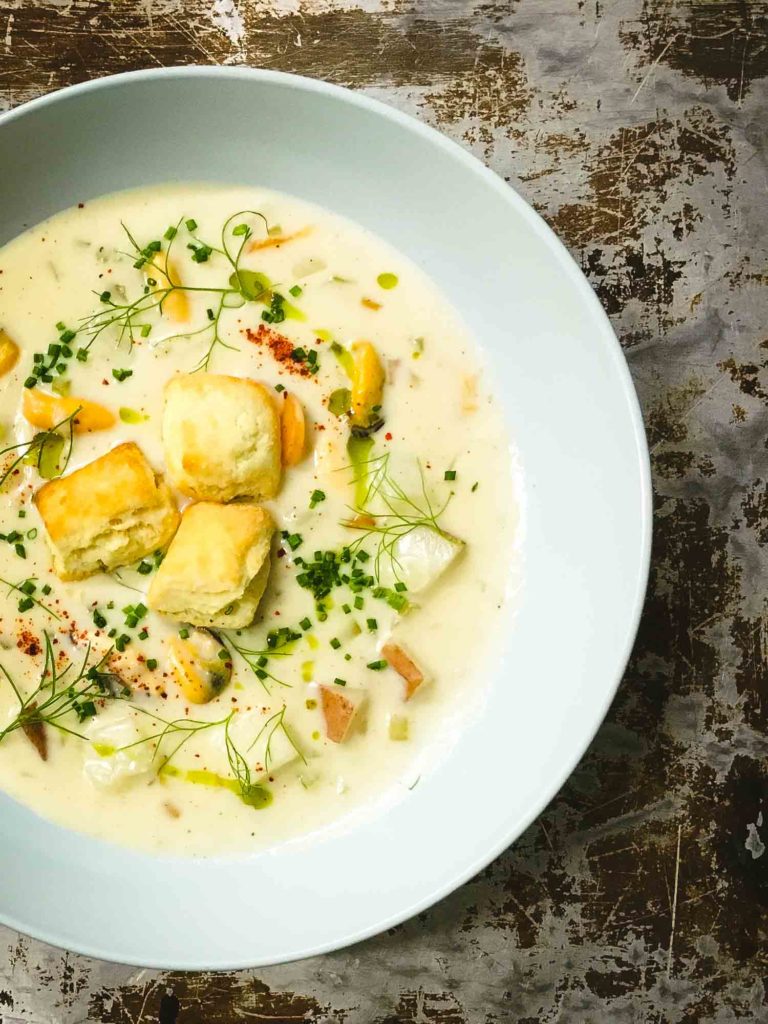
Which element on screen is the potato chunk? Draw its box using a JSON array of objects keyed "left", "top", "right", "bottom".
[
  {"left": 319, "top": 684, "right": 366, "bottom": 743},
  {"left": 381, "top": 642, "right": 427, "bottom": 701}
]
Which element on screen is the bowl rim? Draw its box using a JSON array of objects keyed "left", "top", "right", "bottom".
[{"left": 0, "top": 65, "right": 652, "bottom": 968}]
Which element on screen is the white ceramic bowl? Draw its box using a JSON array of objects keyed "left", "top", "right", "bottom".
[{"left": 0, "top": 67, "right": 651, "bottom": 968}]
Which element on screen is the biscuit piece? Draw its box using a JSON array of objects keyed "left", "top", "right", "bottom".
[
  {"left": 34, "top": 443, "right": 180, "bottom": 581},
  {"left": 163, "top": 374, "right": 281, "bottom": 501},
  {"left": 148, "top": 502, "right": 274, "bottom": 628}
]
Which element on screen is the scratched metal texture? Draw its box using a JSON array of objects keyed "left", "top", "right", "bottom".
[{"left": 1, "top": 0, "right": 767, "bottom": 1020}]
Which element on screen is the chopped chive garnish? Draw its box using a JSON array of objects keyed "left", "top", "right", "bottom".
[
  {"left": 179, "top": 628, "right": 190, "bottom": 640},
  {"left": 164, "top": 225, "right": 178, "bottom": 240},
  {"left": 275, "top": 384, "right": 285, "bottom": 393},
  {"left": 367, "top": 659, "right": 388, "bottom": 671},
  {"left": 137, "top": 561, "right": 152, "bottom": 575},
  {"left": 309, "top": 489, "right": 326, "bottom": 509},
  {"left": 138, "top": 629, "right": 149, "bottom": 640},
  {"left": 14, "top": 544, "right": 26, "bottom": 559},
  {"left": 354, "top": 595, "right": 364, "bottom": 610},
  {"left": 330, "top": 637, "right": 341, "bottom": 650},
  {"left": 342, "top": 603, "right": 351, "bottom": 614},
  {"left": 333, "top": 677, "right": 347, "bottom": 687},
  {"left": 93, "top": 610, "right": 107, "bottom": 629},
  {"left": 41, "top": 584, "right": 51, "bottom": 596},
  {"left": 146, "top": 658, "right": 158, "bottom": 671},
  {"left": 366, "top": 618, "right": 378, "bottom": 631},
  {"left": 394, "top": 582, "right": 407, "bottom": 592},
  {"left": 299, "top": 617, "right": 312, "bottom": 631},
  {"left": 112, "top": 368, "right": 133, "bottom": 383},
  {"left": 444, "top": 469, "right": 456, "bottom": 481},
  {"left": 185, "top": 218, "right": 198, "bottom": 231},
  {"left": 472, "top": 481, "right": 479, "bottom": 492}
]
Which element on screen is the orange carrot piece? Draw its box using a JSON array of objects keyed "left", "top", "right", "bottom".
[
  {"left": 281, "top": 392, "right": 306, "bottom": 466},
  {"left": 147, "top": 251, "right": 189, "bottom": 322},
  {"left": 23, "top": 390, "right": 115, "bottom": 433},
  {"left": 249, "top": 226, "right": 313, "bottom": 251}
]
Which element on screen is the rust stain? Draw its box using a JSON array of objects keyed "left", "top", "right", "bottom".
[
  {"left": 549, "top": 108, "right": 735, "bottom": 250},
  {"left": 423, "top": 44, "right": 531, "bottom": 137},
  {"left": 718, "top": 356, "right": 768, "bottom": 403},
  {"left": 0, "top": 5, "right": 530, "bottom": 102},
  {"left": 621, "top": 1, "right": 768, "bottom": 103},
  {"left": 90, "top": 974, "right": 338, "bottom": 1023}
]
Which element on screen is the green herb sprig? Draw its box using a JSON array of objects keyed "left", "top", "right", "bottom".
[
  {"left": 76, "top": 211, "right": 304, "bottom": 373},
  {"left": 219, "top": 626, "right": 299, "bottom": 692},
  {"left": 247, "top": 705, "right": 306, "bottom": 776},
  {"left": 0, "top": 577, "right": 60, "bottom": 619},
  {"left": 0, "top": 635, "right": 125, "bottom": 747},
  {"left": 0, "top": 407, "right": 80, "bottom": 491},
  {"left": 342, "top": 452, "right": 454, "bottom": 586}
]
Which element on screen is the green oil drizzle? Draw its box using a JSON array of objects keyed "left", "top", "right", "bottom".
[
  {"left": 161, "top": 764, "right": 273, "bottom": 809},
  {"left": 347, "top": 434, "right": 374, "bottom": 508}
]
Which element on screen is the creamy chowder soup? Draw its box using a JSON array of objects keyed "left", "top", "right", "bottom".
[{"left": 0, "top": 185, "right": 516, "bottom": 855}]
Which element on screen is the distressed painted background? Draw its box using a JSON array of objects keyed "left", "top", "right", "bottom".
[{"left": 1, "top": 0, "right": 767, "bottom": 1020}]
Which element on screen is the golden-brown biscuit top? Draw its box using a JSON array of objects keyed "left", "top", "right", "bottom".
[
  {"left": 162, "top": 374, "right": 281, "bottom": 501},
  {"left": 34, "top": 442, "right": 173, "bottom": 543},
  {"left": 150, "top": 501, "right": 273, "bottom": 601}
]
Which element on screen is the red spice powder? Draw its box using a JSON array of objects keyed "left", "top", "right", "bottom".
[
  {"left": 245, "top": 324, "right": 312, "bottom": 377},
  {"left": 17, "top": 630, "right": 41, "bottom": 657}
]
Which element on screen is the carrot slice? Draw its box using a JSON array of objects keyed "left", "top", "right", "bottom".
[
  {"left": 23, "top": 390, "right": 115, "bottom": 433},
  {"left": 0, "top": 330, "right": 19, "bottom": 377},
  {"left": 281, "top": 392, "right": 306, "bottom": 466},
  {"left": 147, "top": 251, "right": 189, "bottom": 322},
  {"left": 381, "top": 642, "right": 425, "bottom": 701},
  {"left": 249, "top": 226, "right": 312, "bottom": 251}
]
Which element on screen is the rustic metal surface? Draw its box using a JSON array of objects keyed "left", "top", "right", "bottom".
[{"left": 1, "top": 0, "right": 767, "bottom": 1020}]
